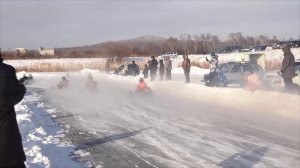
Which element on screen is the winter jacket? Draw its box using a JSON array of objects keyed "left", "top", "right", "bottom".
[
  {"left": 159, "top": 60, "right": 165, "bottom": 75},
  {"left": 281, "top": 45, "right": 295, "bottom": 79},
  {"left": 137, "top": 81, "right": 149, "bottom": 91},
  {"left": 128, "top": 64, "right": 140, "bottom": 76},
  {"left": 149, "top": 59, "right": 158, "bottom": 71},
  {"left": 164, "top": 57, "right": 172, "bottom": 71},
  {"left": 182, "top": 57, "right": 191, "bottom": 70},
  {"left": 206, "top": 57, "right": 218, "bottom": 73},
  {"left": 143, "top": 66, "right": 149, "bottom": 76},
  {"left": 0, "top": 61, "right": 26, "bottom": 166}
]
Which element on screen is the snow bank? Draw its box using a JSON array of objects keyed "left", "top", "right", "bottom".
[
  {"left": 15, "top": 91, "right": 90, "bottom": 168},
  {"left": 172, "top": 66, "right": 210, "bottom": 75},
  {"left": 155, "top": 81, "right": 300, "bottom": 121},
  {"left": 28, "top": 71, "right": 300, "bottom": 122},
  {"left": 5, "top": 48, "right": 300, "bottom": 73},
  {"left": 20, "top": 71, "right": 299, "bottom": 167}
]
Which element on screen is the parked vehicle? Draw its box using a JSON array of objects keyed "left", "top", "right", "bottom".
[
  {"left": 288, "top": 40, "right": 300, "bottom": 48},
  {"left": 252, "top": 46, "right": 267, "bottom": 51},
  {"left": 272, "top": 41, "right": 288, "bottom": 49},
  {"left": 203, "top": 71, "right": 228, "bottom": 87},
  {"left": 217, "top": 46, "right": 243, "bottom": 54},
  {"left": 216, "top": 62, "right": 265, "bottom": 86},
  {"left": 294, "top": 65, "right": 300, "bottom": 84},
  {"left": 161, "top": 52, "right": 177, "bottom": 58}
]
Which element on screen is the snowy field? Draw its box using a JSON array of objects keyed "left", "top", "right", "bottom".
[
  {"left": 15, "top": 69, "right": 300, "bottom": 168},
  {"left": 5, "top": 48, "right": 300, "bottom": 72}
]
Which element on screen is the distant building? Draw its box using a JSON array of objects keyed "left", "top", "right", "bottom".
[
  {"left": 39, "top": 47, "right": 55, "bottom": 56},
  {"left": 14, "top": 48, "right": 28, "bottom": 55}
]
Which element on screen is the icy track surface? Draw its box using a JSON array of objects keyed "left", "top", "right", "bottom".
[{"left": 20, "top": 71, "right": 300, "bottom": 168}]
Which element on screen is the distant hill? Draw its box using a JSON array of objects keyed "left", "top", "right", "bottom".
[
  {"left": 57, "top": 35, "right": 167, "bottom": 51},
  {"left": 54, "top": 35, "right": 169, "bottom": 57},
  {"left": 2, "top": 32, "right": 287, "bottom": 59}
]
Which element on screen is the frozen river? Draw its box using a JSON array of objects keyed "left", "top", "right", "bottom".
[{"left": 25, "top": 71, "right": 300, "bottom": 168}]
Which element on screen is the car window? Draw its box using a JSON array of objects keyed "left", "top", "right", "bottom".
[
  {"left": 242, "top": 64, "right": 252, "bottom": 72},
  {"left": 230, "top": 65, "right": 241, "bottom": 73},
  {"left": 219, "top": 64, "right": 233, "bottom": 73},
  {"left": 295, "top": 65, "right": 300, "bottom": 75},
  {"left": 251, "top": 64, "right": 262, "bottom": 71}
]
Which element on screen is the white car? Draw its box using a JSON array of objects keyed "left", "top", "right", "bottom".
[
  {"left": 293, "top": 65, "right": 300, "bottom": 85},
  {"left": 161, "top": 52, "right": 177, "bottom": 58}
]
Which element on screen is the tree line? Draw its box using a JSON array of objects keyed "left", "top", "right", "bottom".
[{"left": 1, "top": 32, "right": 294, "bottom": 60}]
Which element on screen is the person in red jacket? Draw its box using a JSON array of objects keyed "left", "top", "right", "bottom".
[
  {"left": 136, "top": 78, "right": 151, "bottom": 92},
  {"left": 182, "top": 55, "right": 191, "bottom": 83}
]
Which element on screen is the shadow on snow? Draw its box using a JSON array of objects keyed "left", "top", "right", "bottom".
[
  {"left": 75, "top": 127, "right": 151, "bottom": 150},
  {"left": 218, "top": 147, "right": 269, "bottom": 168}
]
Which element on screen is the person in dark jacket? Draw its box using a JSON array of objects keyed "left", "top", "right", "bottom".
[
  {"left": 143, "top": 64, "right": 149, "bottom": 78},
  {"left": 0, "top": 56, "right": 26, "bottom": 168},
  {"left": 132, "top": 61, "right": 140, "bottom": 76},
  {"left": 149, "top": 56, "right": 158, "bottom": 81},
  {"left": 280, "top": 45, "right": 296, "bottom": 92},
  {"left": 159, "top": 59, "right": 165, "bottom": 80},
  {"left": 182, "top": 55, "right": 191, "bottom": 83},
  {"left": 128, "top": 61, "right": 140, "bottom": 76}
]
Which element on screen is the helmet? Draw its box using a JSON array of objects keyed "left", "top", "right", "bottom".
[
  {"left": 211, "top": 52, "right": 216, "bottom": 56},
  {"left": 139, "top": 78, "right": 144, "bottom": 82}
]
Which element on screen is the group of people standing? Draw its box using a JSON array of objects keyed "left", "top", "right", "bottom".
[{"left": 143, "top": 56, "right": 173, "bottom": 81}]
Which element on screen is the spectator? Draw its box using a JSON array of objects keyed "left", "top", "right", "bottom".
[
  {"left": 280, "top": 45, "right": 296, "bottom": 92},
  {"left": 159, "top": 59, "right": 165, "bottom": 80},
  {"left": 128, "top": 61, "right": 140, "bottom": 76},
  {"left": 143, "top": 64, "right": 149, "bottom": 79},
  {"left": 0, "top": 56, "right": 26, "bottom": 168},
  {"left": 164, "top": 56, "right": 172, "bottom": 80},
  {"left": 149, "top": 56, "right": 158, "bottom": 81},
  {"left": 206, "top": 52, "right": 219, "bottom": 83},
  {"left": 182, "top": 55, "right": 191, "bottom": 83},
  {"left": 105, "top": 58, "right": 111, "bottom": 74}
]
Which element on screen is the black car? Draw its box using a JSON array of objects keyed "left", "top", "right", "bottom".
[
  {"left": 288, "top": 40, "right": 300, "bottom": 48},
  {"left": 252, "top": 46, "right": 267, "bottom": 51},
  {"left": 272, "top": 41, "right": 288, "bottom": 49},
  {"left": 217, "top": 46, "right": 243, "bottom": 54}
]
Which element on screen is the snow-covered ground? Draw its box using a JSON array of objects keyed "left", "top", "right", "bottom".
[
  {"left": 5, "top": 48, "right": 300, "bottom": 72},
  {"left": 16, "top": 89, "right": 93, "bottom": 168},
  {"left": 15, "top": 69, "right": 300, "bottom": 168}
]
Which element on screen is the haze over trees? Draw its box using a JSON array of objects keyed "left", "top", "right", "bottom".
[{"left": 1, "top": 32, "right": 292, "bottom": 59}]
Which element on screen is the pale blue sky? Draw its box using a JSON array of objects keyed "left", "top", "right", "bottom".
[{"left": 0, "top": 0, "right": 299, "bottom": 50}]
